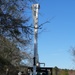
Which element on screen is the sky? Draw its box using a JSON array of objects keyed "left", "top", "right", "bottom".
[{"left": 32, "top": 0, "right": 75, "bottom": 69}]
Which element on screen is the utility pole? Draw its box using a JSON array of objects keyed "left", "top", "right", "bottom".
[{"left": 32, "top": 4, "right": 40, "bottom": 75}]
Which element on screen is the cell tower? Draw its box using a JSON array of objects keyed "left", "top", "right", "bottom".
[
  {"left": 28, "top": 3, "right": 52, "bottom": 75},
  {"left": 32, "top": 4, "right": 40, "bottom": 75}
]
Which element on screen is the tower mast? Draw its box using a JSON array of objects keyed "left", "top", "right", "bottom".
[{"left": 32, "top": 4, "right": 40, "bottom": 75}]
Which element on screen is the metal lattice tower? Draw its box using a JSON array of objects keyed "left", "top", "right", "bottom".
[{"left": 32, "top": 4, "right": 40, "bottom": 75}]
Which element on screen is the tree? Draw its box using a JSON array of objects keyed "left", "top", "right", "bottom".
[
  {"left": 54, "top": 66, "right": 59, "bottom": 75},
  {"left": 70, "top": 47, "right": 75, "bottom": 62},
  {"left": 0, "top": 0, "right": 38, "bottom": 46},
  {"left": 0, "top": 0, "right": 39, "bottom": 67},
  {"left": 0, "top": 35, "right": 33, "bottom": 67}
]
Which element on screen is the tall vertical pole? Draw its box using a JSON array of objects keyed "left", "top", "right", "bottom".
[{"left": 32, "top": 4, "right": 40, "bottom": 75}]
